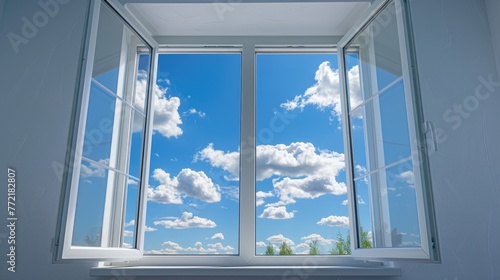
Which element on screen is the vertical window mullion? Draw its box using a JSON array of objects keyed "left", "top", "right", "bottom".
[{"left": 239, "top": 43, "right": 256, "bottom": 262}]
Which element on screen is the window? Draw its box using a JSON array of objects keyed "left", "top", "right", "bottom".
[{"left": 56, "top": 0, "right": 439, "bottom": 273}]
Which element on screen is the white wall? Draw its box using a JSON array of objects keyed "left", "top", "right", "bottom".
[
  {"left": 396, "top": 0, "right": 500, "bottom": 279},
  {"left": 0, "top": 0, "right": 499, "bottom": 280},
  {"left": 0, "top": 0, "right": 95, "bottom": 279}
]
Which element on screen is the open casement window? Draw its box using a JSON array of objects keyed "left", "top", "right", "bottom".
[
  {"left": 338, "top": 0, "right": 439, "bottom": 260},
  {"left": 56, "top": 0, "right": 158, "bottom": 260}
]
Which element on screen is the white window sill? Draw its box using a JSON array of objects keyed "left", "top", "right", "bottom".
[{"left": 90, "top": 265, "right": 402, "bottom": 277}]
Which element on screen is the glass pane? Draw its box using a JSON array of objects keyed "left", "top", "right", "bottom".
[
  {"left": 82, "top": 87, "right": 144, "bottom": 178},
  {"left": 345, "top": 1, "right": 403, "bottom": 110},
  {"left": 256, "top": 53, "right": 348, "bottom": 255},
  {"left": 350, "top": 107, "right": 369, "bottom": 178},
  {"left": 123, "top": 177, "right": 140, "bottom": 249},
  {"left": 379, "top": 80, "right": 411, "bottom": 164},
  {"left": 359, "top": 161, "right": 420, "bottom": 248},
  {"left": 72, "top": 162, "right": 108, "bottom": 246},
  {"left": 144, "top": 54, "right": 241, "bottom": 255},
  {"left": 385, "top": 161, "right": 420, "bottom": 247},
  {"left": 353, "top": 176, "right": 373, "bottom": 249},
  {"left": 82, "top": 83, "right": 117, "bottom": 163},
  {"left": 72, "top": 165, "right": 140, "bottom": 248},
  {"left": 343, "top": 0, "right": 429, "bottom": 255}
]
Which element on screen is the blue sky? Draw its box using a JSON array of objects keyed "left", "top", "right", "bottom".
[{"left": 73, "top": 51, "right": 422, "bottom": 254}]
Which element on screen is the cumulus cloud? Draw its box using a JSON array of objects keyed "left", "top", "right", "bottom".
[
  {"left": 197, "top": 142, "right": 346, "bottom": 205},
  {"left": 300, "top": 233, "right": 335, "bottom": 245},
  {"left": 266, "top": 234, "right": 295, "bottom": 245},
  {"left": 280, "top": 62, "right": 362, "bottom": 117},
  {"left": 208, "top": 242, "right": 235, "bottom": 252},
  {"left": 135, "top": 70, "right": 183, "bottom": 138},
  {"left": 397, "top": 170, "right": 414, "bottom": 186},
  {"left": 147, "top": 168, "right": 221, "bottom": 204},
  {"left": 183, "top": 108, "right": 206, "bottom": 118},
  {"left": 211, "top": 233, "right": 225, "bottom": 240},
  {"left": 272, "top": 176, "right": 346, "bottom": 205},
  {"left": 256, "top": 241, "right": 267, "bottom": 247},
  {"left": 256, "top": 191, "right": 273, "bottom": 206},
  {"left": 317, "top": 215, "right": 349, "bottom": 228},
  {"left": 146, "top": 240, "right": 234, "bottom": 254},
  {"left": 176, "top": 169, "right": 221, "bottom": 202},
  {"left": 80, "top": 158, "right": 109, "bottom": 178},
  {"left": 124, "top": 220, "right": 135, "bottom": 227},
  {"left": 220, "top": 185, "right": 239, "bottom": 202},
  {"left": 153, "top": 212, "right": 216, "bottom": 229},
  {"left": 145, "top": 226, "right": 157, "bottom": 232},
  {"left": 195, "top": 143, "right": 239, "bottom": 180},
  {"left": 259, "top": 206, "right": 295, "bottom": 219}
]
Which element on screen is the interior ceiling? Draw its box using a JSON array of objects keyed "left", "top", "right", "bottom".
[{"left": 125, "top": 1, "right": 372, "bottom": 36}]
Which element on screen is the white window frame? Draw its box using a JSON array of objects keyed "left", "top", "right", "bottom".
[
  {"left": 338, "top": 0, "right": 440, "bottom": 260},
  {"left": 55, "top": 0, "right": 438, "bottom": 275},
  {"left": 55, "top": 0, "right": 159, "bottom": 261}
]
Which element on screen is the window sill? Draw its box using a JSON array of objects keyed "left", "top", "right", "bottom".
[{"left": 90, "top": 265, "right": 402, "bottom": 277}]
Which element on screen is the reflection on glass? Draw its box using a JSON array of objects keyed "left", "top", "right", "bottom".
[
  {"left": 344, "top": 0, "right": 421, "bottom": 251},
  {"left": 72, "top": 164, "right": 108, "bottom": 246},
  {"left": 385, "top": 161, "right": 420, "bottom": 247},
  {"left": 379, "top": 80, "right": 411, "bottom": 165},
  {"left": 73, "top": 2, "right": 151, "bottom": 249}
]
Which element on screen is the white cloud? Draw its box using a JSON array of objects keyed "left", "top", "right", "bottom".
[
  {"left": 397, "top": 170, "right": 415, "bottom": 186},
  {"left": 300, "top": 233, "right": 335, "bottom": 245},
  {"left": 197, "top": 142, "right": 346, "bottom": 205},
  {"left": 220, "top": 185, "right": 239, "bottom": 202},
  {"left": 80, "top": 158, "right": 109, "bottom": 178},
  {"left": 160, "top": 241, "right": 184, "bottom": 254},
  {"left": 147, "top": 168, "right": 221, "bottom": 204},
  {"left": 183, "top": 108, "right": 206, "bottom": 118},
  {"left": 211, "top": 233, "right": 225, "bottom": 240},
  {"left": 259, "top": 206, "right": 295, "bottom": 219},
  {"left": 280, "top": 63, "right": 362, "bottom": 117},
  {"left": 148, "top": 240, "right": 235, "bottom": 254},
  {"left": 147, "top": 169, "right": 182, "bottom": 204},
  {"left": 266, "top": 234, "right": 295, "bottom": 245},
  {"left": 342, "top": 196, "right": 365, "bottom": 206},
  {"left": 176, "top": 169, "right": 221, "bottom": 202},
  {"left": 153, "top": 212, "right": 216, "bottom": 229},
  {"left": 123, "top": 230, "right": 133, "bottom": 237},
  {"left": 123, "top": 242, "right": 132, "bottom": 249},
  {"left": 256, "top": 241, "right": 267, "bottom": 247},
  {"left": 272, "top": 175, "right": 346, "bottom": 205},
  {"left": 256, "top": 191, "right": 273, "bottom": 206},
  {"left": 207, "top": 242, "right": 235, "bottom": 252},
  {"left": 317, "top": 215, "right": 349, "bottom": 228},
  {"left": 195, "top": 143, "right": 239, "bottom": 180},
  {"left": 294, "top": 242, "right": 311, "bottom": 255},
  {"left": 135, "top": 70, "right": 183, "bottom": 138},
  {"left": 145, "top": 226, "right": 157, "bottom": 232},
  {"left": 125, "top": 220, "right": 135, "bottom": 227}
]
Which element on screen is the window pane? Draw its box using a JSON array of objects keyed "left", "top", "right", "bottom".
[
  {"left": 144, "top": 53, "right": 241, "bottom": 255},
  {"left": 69, "top": 2, "right": 151, "bottom": 251},
  {"left": 343, "top": 0, "right": 427, "bottom": 253},
  {"left": 356, "top": 161, "right": 420, "bottom": 248},
  {"left": 72, "top": 167, "right": 139, "bottom": 248},
  {"left": 256, "top": 53, "right": 348, "bottom": 255}
]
